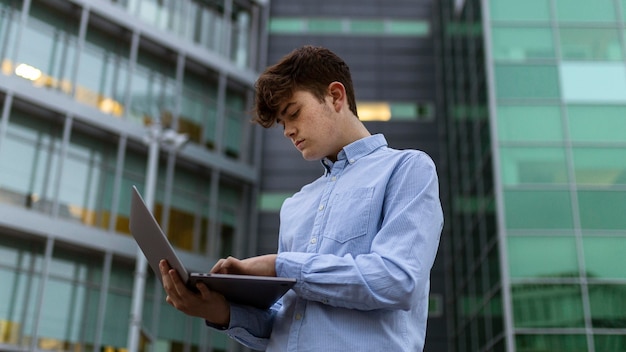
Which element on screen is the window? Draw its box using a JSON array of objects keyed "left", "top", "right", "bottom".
[
  {"left": 512, "top": 284, "right": 585, "bottom": 328},
  {"left": 578, "top": 191, "right": 626, "bottom": 230},
  {"left": 497, "top": 105, "right": 563, "bottom": 142},
  {"left": 127, "top": 43, "right": 177, "bottom": 126},
  {"left": 507, "top": 235, "right": 578, "bottom": 278},
  {"left": 489, "top": 0, "right": 551, "bottom": 22},
  {"left": 500, "top": 147, "right": 568, "bottom": 185},
  {"left": 491, "top": 27, "right": 554, "bottom": 61},
  {"left": 559, "top": 27, "right": 622, "bottom": 61},
  {"left": 15, "top": 0, "right": 80, "bottom": 94},
  {"left": 560, "top": 62, "right": 626, "bottom": 102},
  {"left": 573, "top": 147, "right": 626, "bottom": 186},
  {"left": 0, "top": 106, "right": 63, "bottom": 213},
  {"left": 504, "top": 190, "right": 573, "bottom": 229},
  {"left": 555, "top": 0, "right": 617, "bottom": 23},
  {"left": 75, "top": 17, "right": 131, "bottom": 117},
  {"left": 583, "top": 236, "right": 626, "bottom": 279},
  {"left": 495, "top": 64, "right": 560, "bottom": 99},
  {"left": 567, "top": 105, "right": 626, "bottom": 142}
]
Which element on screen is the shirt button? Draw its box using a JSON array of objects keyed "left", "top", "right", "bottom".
[
  {"left": 295, "top": 313, "right": 302, "bottom": 320},
  {"left": 318, "top": 204, "right": 324, "bottom": 211},
  {"left": 331, "top": 176, "right": 337, "bottom": 181},
  {"left": 349, "top": 159, "right": 355, "bottom": 163},
  {"left": 310, "top": 237, "right": 317, "bottom": 244}
]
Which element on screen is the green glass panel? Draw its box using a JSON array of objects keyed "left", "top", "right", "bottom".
[
  {"left": 489, "top": 0, "right": 551, "bottom": 22},
  {"left": 491, "top": 27, "right": 554, "bottom": 61},
  {"left": 495, "top": 65, "right": 560, "bottom": 99},
  {"left": 508, "top": 236, "right": 578, "bottom": 278},
  {"left": 388, "top": 21, "right": 429, "bottom": 36},
  {"left": 555, "top": 0, "right": 617, "bottom": 22},
  {"left": 573, "top": 148, "right": 626, "bottom": 186},
  {"left": 350, "top": 20, "right": 384, "bottom": 34},
  {"left": 560, "top": 62, "right": 626, "bottom": 102},
  {"left": 504, "top": 190, "right": 573, "bottom": 229},
  {"left": 578, "top": 191, "right": 626, "bottom": 230},
  {"left": 259, "top": 192, "right": 293, "bottom": 212},
  {"left": 516, "top": 334, "right": 588, "bottom": 352},
  {"left": 512, "top": 284, "right": 585, "bottom": 328},
  {"left": 560, "top": 28, "right": 622, "bottom": 61},
  {"left": 500, "top": 147, "right": 568, "bottom": 185},
  {"left": 269, "top": 18, "right": 305, "bottom": 33},
  {"left": 497, "top": 105, "right": 563, "bottom": 142},
  {"left": 588, "top": 284, "right": 626, "bottom": 328},
  {"left": 308, "top": 19, "right": 343, "bottom": 33},
  {"left": 568, "top": 105, "right": 626, "bottom": 143},
  {"left": 583, "top": 236, "right": 626, "bottom": 279},
  {"left": 595, "top": 334, "right": 626, "bottom": 351}
]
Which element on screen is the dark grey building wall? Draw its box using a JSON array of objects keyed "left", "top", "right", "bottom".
[{"left": 258, "top": 1, "right": 448, "bottom": 350}]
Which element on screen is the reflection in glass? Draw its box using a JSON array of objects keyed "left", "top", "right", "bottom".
[
  {"left": 500, "top": 147, "right": 568, "bottom": 185},
  {"left": 588, "top": 284, "right": 626, "bottom": 328},
  {"left": 573, "top": 147, "right": 626, "bottom": 186},
  {"left": 57, "top": 128, "right": 117, "bottom": 228},
  {"left": 560, "top": 27, "right": 622, "bottom": 61},
  {"left": 512, "top": 284, "right": 585, "bottom": 328},
  {"left": 75, "top": 18, "right": 131, "bottom": 117},
  {"left": 128, "top": 46, "right": 177, "bottom": 126},
  {"left": 16, "top": 1, "right": 79, "bottom": 94},
  {"left": 516, "top": 334, "right": 588, "bottom": 352},
  {"left": 0, "top": 108, "right": 62, "bottom": 212},
  {"left": 555, "top": 0, "right": 616, "bottom": 23},
  {"left": 180, "top": 65, "right": 218, "bottom": 148},
  {"left": 507, "top": 235, "right": 578, "bottom": 278},
  {"left": 491, "top": 27, "right": 554, "bottom": 61}
]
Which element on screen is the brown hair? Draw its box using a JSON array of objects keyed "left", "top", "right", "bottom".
[{"left": 253, "top": 45, "right": 358, "bottom": 128}]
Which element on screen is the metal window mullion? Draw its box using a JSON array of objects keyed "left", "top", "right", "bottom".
[
  {"left": 548, "top": 1, "right": 596, "bottom": 351},
  {"left": 122, "top": 30, "right": 140, "bottom": 121},
  {"left": 479, "top": 0, "right": 516, "bottom": 351},
  {"left": 108, "top": 134, "right": 128, "bottom": 232},
  {"left": 29, "top": 236, "right": 55, "bottom": 351},
  {"left": 0, "top": 93, "right": 14, "bottom": 154},
  {"left": 68, "top": 4, "right": 90, "bottom": 98},
  {"left": 51, "top": 114, "right": 74, "bottom": 218},
  {"left": 92, "top": 251, "right": 112, "bottom": 352}
]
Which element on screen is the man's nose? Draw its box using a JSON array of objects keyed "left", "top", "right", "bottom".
[{"left": 283, "top": 123, "right": 295, "bottom": 137}]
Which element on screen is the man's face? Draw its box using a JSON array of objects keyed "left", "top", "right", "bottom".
[{"left": 276, "top": 90, "right": 342, "bottom": 161}]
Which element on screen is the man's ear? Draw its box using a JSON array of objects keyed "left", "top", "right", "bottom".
[{"left": 328, "top": 81, "right": 346, "bottom": 112}]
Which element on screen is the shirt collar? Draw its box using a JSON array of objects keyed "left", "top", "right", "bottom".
[{"left": 320, "top": 134, "right": 388, "bottom": 175}]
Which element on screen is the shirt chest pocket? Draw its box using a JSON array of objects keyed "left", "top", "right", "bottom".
[{"left": 323, "top": 187, "right": 374, "bottom": 243}]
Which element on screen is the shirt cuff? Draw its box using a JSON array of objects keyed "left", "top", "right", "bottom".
[{"left": 276, "top": 252, "right": 316, "bottom": 284}]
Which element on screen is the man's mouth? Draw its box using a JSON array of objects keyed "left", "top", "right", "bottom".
[{"left": 294, "top": 139, "right": 304, "bottom": 149}]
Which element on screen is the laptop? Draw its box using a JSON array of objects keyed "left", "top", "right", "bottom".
[{"left": 129, "top": 186, "right": 296, "bottom": 309}]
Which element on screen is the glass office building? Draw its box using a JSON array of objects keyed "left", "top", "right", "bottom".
[
  {"left": 0, "top": 0, "right": 268, "bottom": 351},
  {"left": 439, "top": 0, "right": 626, "bottom": 351}
]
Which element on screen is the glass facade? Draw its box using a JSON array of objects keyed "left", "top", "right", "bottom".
[
  {"left": 0, "top": 0, "right": 267, "bottom": 351},
  {"left": 439, "top": 0, "right": 626, "bottom": 351}
]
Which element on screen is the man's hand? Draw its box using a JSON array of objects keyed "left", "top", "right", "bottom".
[
  {"left": 159, "top": 260, "right": 230, "bottom": 326},
  {"left": 211, "top": 254, "right": 278, "bottom": 277}
]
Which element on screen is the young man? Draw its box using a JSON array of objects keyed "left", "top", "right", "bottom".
[{"left": 160, "top": 45, "right": 443, "bottom": 351}]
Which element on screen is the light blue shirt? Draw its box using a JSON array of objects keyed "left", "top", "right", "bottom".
[{"left": 223, "top": 134, "right": 443, "bottom": 351}]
